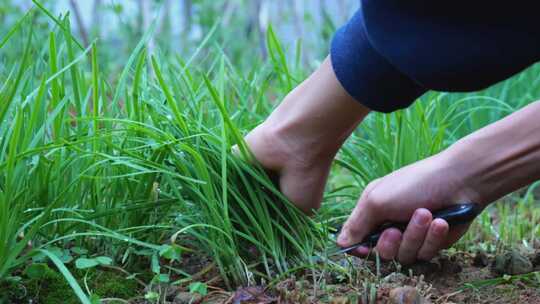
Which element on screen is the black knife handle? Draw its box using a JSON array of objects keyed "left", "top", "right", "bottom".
[{"left": 341, "top": 203, "right": 481, "bottom": 252}]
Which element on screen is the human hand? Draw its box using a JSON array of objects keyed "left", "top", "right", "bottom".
[
  {"left": 240, "top": 58, "right": 369, "bottom": 213},
  {"left": 337, "top": 153, "right": 483, "bottom": 264},
  {"left": 337, "top": 101, "right": 540, "bottom": 264}
]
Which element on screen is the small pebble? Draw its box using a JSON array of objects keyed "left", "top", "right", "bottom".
[
  {"left": 492, "top": 250, "right": 533, "bottom": 275},
  {"left": 389, "top": 286, "right": 427, "bottom": 304},
  {"left": 382, "top": 272, "right": 409, "bottom": 285}
]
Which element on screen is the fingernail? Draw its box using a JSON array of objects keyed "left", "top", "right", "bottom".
[
  {"left": 433, "top": 220, "right": 449, "bottom": 234},
  {"left": 356, "top": 246, "right": 370, "bottom": 256},
  {"left": 413, "top": 210, "right": 430, "bottom": 226}
]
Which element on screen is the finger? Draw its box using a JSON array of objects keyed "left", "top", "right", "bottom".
[
  {"left": 397, "top": 208, "right": 432, "bottom": 264},
  {"left": 337, "top": 182, "right": 381, "bottom": 248},
  {"left": 344, "top": 244, "right": 370, "bottom": 258},
  {"left": 337, "top": 203, "right": 377, "bottom": 248},
  {"left": 417, "top": 218, "right": 449, "bottom": 261},
  {"left": 351, "top": 245, "right": 370, "bottom": 257},
  {"left": 374, "top": 228, "right": 403, "bottom": 261}
]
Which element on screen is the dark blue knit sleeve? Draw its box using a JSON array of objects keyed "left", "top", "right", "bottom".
[{"left": 331, "top": 1, "right": 540, "bottom": 113}]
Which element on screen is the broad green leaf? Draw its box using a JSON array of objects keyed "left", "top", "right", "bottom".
[
  {"left": 95, "top": 256, "right": 113, "bottom": 266},
  {"left": 75, "top": 258, "right": 99, "bottom": 269},
  {"left": 71, "top": 247, "right": 89, "bottom": 255}
]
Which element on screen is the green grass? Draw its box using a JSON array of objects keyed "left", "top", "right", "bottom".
[
  {"left": 0, "top": 6, "right": 325, "bottom": 299},
  {"left": 1, "top": 2, "right": 540, "bottom": 302}
]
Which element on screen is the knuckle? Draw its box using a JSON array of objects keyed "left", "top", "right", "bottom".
[
  {"left": 406, "top": 235, "right": 424, "bottom": 246},
  {"left": 363, "top": 188, "right": 387, "bottom": 212},
  {"left": 364, "top": 179, "right": 381, "bottom": 193},
  {"left": 406, "top": 223, "right": 432, "bottom": 243},
  {"left": 422, "top": 239, "right": 439, "bottom": 253},
  {"left": 404, "top": 228, "right": 427, "bottom": 244}
]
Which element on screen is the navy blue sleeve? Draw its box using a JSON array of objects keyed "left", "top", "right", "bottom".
[{"left": 331, "top": 1, "right": 540, "bottom": 113}]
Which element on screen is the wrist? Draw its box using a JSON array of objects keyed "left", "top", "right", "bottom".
[
  {"left": 439, "top": 139, "right": 493, "bottom": 209},
  {"left": 441, "top": 116, "right": 540, "bottom": 210},
  {"left": 263, "top": 57, "right": 370, "bottom": 163}
]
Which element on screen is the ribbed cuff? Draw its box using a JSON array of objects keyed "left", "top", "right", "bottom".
[{"left": 330, "top": 10, "right": 426, "bottom": 113}]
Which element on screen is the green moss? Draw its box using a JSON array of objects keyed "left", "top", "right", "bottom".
[
  {"left": 87, "top": 270, "right": 140, "bottom": 299},
  {"left": 1, "top": 280, "right": 27, "bottom": 303},
  {"left": 24, "top": 266, "right": 79, "bottom": 304},
  {"left": 19, "top": 265, "right": 140, "bottom": 303}
]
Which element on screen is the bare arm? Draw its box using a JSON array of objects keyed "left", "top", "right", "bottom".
[
  {"left": 448, "top": 101, "right": 540, "bottom": 205},
  {"left": 338, "top": 101, "right": 540, "bottom": 263}
]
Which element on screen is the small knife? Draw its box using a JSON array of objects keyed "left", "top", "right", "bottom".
[{"left": 325, "top": 203, "right": 481, "bottom": 257}]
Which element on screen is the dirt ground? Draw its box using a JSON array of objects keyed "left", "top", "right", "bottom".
[
  {"left": 159, "top": 248, "right": 540, "bottom": 304},
  {"left": 5, "top": 249, "right": 539, "bottom": 303}
]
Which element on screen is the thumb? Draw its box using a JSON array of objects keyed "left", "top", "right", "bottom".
[
  {"left": 337, "top": 200, "right": 379, "bottom": 247},
  {"left": 337, "top": 180, "right": 382, "bottom": 249}
]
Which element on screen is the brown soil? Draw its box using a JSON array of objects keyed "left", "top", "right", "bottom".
[
  {"left": 11, "top": 249, "right": 539, "bottom": 303},
  {"left": 168, "top": 250, "right": 540, "bottom": 304}
]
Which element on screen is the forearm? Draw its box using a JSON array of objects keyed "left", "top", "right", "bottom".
[
  {"left": 443, "top": 101, "right": 540, "bottom": 206},
  {"left": 264, "top": 57, "right": 370, "bottom": 161}
]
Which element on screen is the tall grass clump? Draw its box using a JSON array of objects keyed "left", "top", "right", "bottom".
[{"left": 0, "top": 5, "right": 326, "bottom": 294}]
